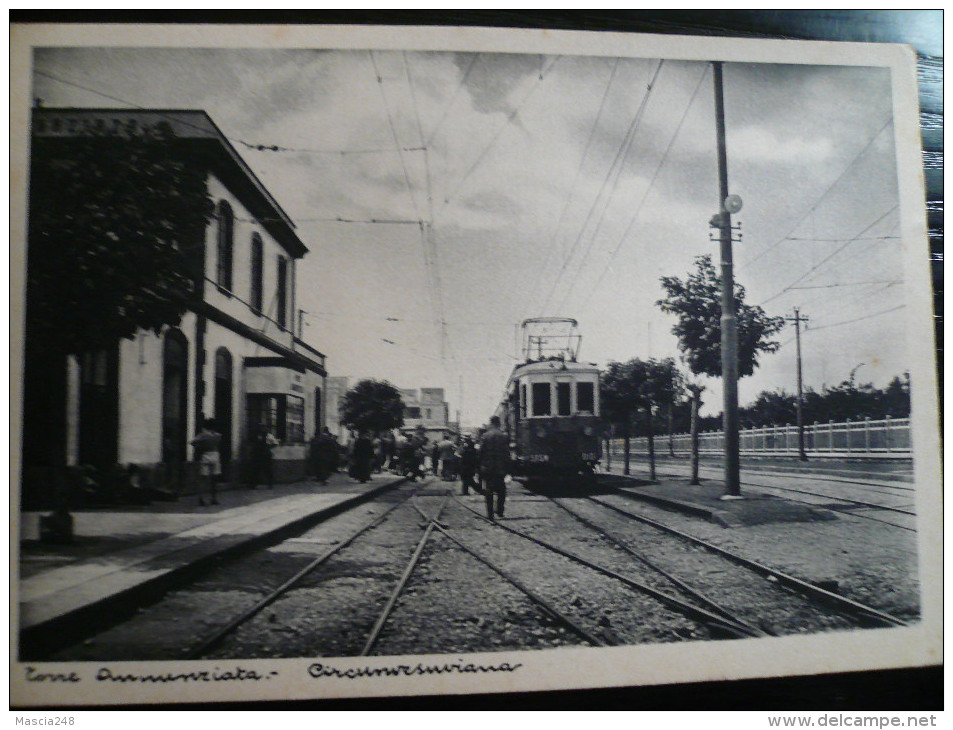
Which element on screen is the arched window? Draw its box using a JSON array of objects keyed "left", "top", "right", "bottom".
[
  {"left": 162, "top": 329, "right": 189, "bottom": 464},
  {"left": 276, "top": 256, "right": 288, "bottom": 329},
  {"left": 314, "top": 387, "right": 323, "bottom": 434},
  {"left": 250, "top": 232, "right": 264, "bottom": 312},
  {"left": 216, "top": 200, "right": 234, "bottom": 291}
]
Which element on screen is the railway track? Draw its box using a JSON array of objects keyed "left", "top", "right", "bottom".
[
  {"left": 449, "top": 496, "right": 763, "bottom": 640},
  {"left": 406, "top": 496, "right": 609, "bottom": 648},
  {"left": 614, "top": 454, "right": 914, "bottom": 486},
  {"left": 615, "top": 463, "right": 917, "bottom": 531},
  {"left": 44, "top": 473, "right": 912, "bottom": 662},
  {"left": 578, "top": 492, "right": 910, "bottom": 629},
  {"left": 186, "top": 481, "right": 427, "bottom": 659}
]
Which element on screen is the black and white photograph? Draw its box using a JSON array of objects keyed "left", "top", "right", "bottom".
[{"left": 10, "top": 21, "right": 941, "bottom": 707}]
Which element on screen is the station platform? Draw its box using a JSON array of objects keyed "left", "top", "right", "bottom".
[
  {"left": 16, "top": 471, "right": 407, "bottom": 656},
  {"left": 601, "top": 468, "right": 838, "bottom": 528}
]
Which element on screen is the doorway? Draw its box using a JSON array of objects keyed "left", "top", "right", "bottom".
[
  {"left": 162, "top": 329, "right": 188, "bottom": 465},
  {"left": 78, "top": 344, "right": 119, "bottom": 468},
  {"left": 214, "top": 347, "right": 233, "bottom": 477}
]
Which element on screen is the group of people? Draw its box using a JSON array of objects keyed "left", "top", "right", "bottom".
[
  {"left": 329, "top": 418, "right": 512, "bottom": 521},
  {"left": 190, "top": 414, "right": 513, "bottom": 521},
  {"left": 388, "top": 417, "right": 511, "bottom": 521}
]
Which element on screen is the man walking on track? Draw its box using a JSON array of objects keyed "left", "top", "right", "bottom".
[{"left": 479, "top": 416, "right": 510, "bottom": 521}]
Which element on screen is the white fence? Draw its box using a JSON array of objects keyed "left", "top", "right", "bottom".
[{"left": 621, "top": 416, "right": 911, "bottom": 458}]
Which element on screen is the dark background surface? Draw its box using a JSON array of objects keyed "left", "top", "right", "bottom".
[{"left": 11, "top": 9, "right": 942, "bottom": 711}]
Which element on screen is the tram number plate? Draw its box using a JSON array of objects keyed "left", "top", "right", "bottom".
[
  {"left": 580, "top": 452, "right": 598, "bottom": 461},
  {"left": 525, "top": 454, "right": 549, "bottom": 463}
]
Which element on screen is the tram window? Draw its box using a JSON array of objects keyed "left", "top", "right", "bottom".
[
  {"left": 577, "top": 382, "right": 594, "bottom": 413},
  {"left": 557, "top": 382, "right": 571, "bottom": 416},
  {"left": 531, "top": 382, "right": 551, "bottom": 416}
]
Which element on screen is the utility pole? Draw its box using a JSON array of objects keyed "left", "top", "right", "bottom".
[
  {"left": 712, "top": 61, "right": 742, "bottom": 498},
  {"left": 785, "top": 308, "right": 810, "bottom": 461}
]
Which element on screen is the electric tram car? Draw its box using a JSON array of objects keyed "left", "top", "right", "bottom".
[{"left": 494, "top": 318, "right": 602, "bottom": 482}]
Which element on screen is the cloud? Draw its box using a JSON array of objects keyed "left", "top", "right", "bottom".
[
  {"left": 461, "top": 53, "right": 545, "bottom": 115},
  {"left": 729, "top": 125, "right": 834, "bottom": 164}
]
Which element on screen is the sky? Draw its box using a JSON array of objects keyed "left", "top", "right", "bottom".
[{"left": 31, "top": 44, "right": 913, "bottom": 426}]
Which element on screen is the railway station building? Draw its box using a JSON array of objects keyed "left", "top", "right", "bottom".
[{"left": 21, "top": 108, "right": 328, "bottom": 506}]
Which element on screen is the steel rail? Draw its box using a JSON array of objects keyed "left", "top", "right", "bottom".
[
  {"left": 410, "top": 492, "right": 450, "bottom": 527},
  {"left": 729, "top": 480, "right": 916, "bottom": 516},
  {"left": 734, "top": 470, "right": 915, "bottom": 491},
  {"left": 452, "top": 496, "right": 760, "bottom": 640},
  {"left": 587, "top": 495, "right": 909, "bottom": 629},
  {"left": 546, "top": 496, "right": 771, "bottom": 638},
  {"left": 701, "top": 465, "right": 915, "bottom": 490},
  {"left": 624, "top": 459, "right": 914, "bottom": 491},
  {"left": 430, "top": 522, "right": 609, "bottom": 647},
  {"left": 800, "top": 506, "right": 915, "bottom": 533},
  {"left": 611, "top": 468, "right": 917, "bottom": 530},
  {"left": 359, "top": 496, "right": 451, "bottom": 656},
  {"left": 186, "top": 483, "right": 421, "bottom": 659}
]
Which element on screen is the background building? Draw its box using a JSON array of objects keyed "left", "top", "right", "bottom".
[
  {"left": 324, "top": 376, "right": 350, "bottom": 440},
  {"left": 399, "top": 387, "right": 451, "bottom": 442}
]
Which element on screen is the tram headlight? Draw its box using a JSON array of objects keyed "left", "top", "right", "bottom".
[
  {"left": 535, "top": 426, "right": 547, "bottom": 439},
  {"left": 583, "top": 425, "right": 594, "bottom": 436}
]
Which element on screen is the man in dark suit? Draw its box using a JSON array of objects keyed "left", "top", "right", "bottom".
[{"left": 479, "top": 416, "right": 510, "bottom": 521}]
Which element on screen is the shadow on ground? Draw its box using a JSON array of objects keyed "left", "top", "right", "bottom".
[{"left": 520, "top": 475, "right": 653, "bottom": 498}]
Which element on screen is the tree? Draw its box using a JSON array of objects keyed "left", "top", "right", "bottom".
[
  {"left": 638, "top": 358, "right": 682, "bottom": 481},
  {"left": 23, "top": 127, "right": 215, "bottom": 534},
  {"left": 881, "top": 373, "right": 911, "bottom": 418},
  {"left": 657, "top": 255, "right": 785, "bottom": 378},
  {"left": 601, "top": 358, "right": 679, "bottom": 480},
  {"left": 27, "top": 126, "right": 214, "bottom": 356},
  {"left": 657, "top": 254, "right": 785, "bottom": 486},
  {"left": 601, "top": 360, "right": 644, "bottom": 476},
  {"left": 339, "top": 379, "right": 405, "bottom": 434}
]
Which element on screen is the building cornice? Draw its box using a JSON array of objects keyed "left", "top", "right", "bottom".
[{"left": 195, "top": 300, "right": 326, "bottom": 376}]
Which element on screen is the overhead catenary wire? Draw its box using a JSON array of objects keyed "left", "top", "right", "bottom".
[
  {"left": 784, "top": 222, "right": 904, "bottom": 310},
  {"left": 537, "top": 59, "right": 664, "bottom": 316},
  {"left": 758, "top": 204, "right": 899, "bottom": 306},
  {"left": 553, "top": 59, "right": 669, "bottom": 313},
  {"left": 402, "top": 52, "right": 453, "bottom": 369},
  {"left": 745, "top": 117, "right": 893, "bottom": 268},
  {"left": 442, "top": 55, "right": 562, "bottom": 207},
  {"left": 367, "top": 51, "right": 447, "bottom": 372},
  {"left": 425, "top": 53, "right": 481, "bottom": 148},
  {"left": 518, "top": 58, "right": 622, "bottom": 324},
  {"left": 369, "top": 50, "right": 425, "bottom": 223},
  {"left": 807, "top": 304, "right": 906, "bottom": 332},
  {"left": 786, "top": 280, "right": 901, "bottom": 291},
  {"left": 784, "top": 236, "right": 899, "bottom": 242},
  {"left": 233, "top": 215, "right": 424, "bottom": 225},
  {"left": 34, "top": 68, "right": 426, "bottom": 157},
  {"left": 575, "top": 63, "right": 710, "bottom": 316}
]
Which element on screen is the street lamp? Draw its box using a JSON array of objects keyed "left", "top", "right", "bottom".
[{"left": 850, "top": 363, "right": 866, "bottom": 385}]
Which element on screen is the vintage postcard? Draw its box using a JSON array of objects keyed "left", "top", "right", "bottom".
[{"left": 10, "top": 23, "right": 941, "bottom": 706}]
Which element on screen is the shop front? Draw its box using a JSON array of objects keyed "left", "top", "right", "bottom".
[{"left": 244, "top": 357, "right": 322, "bottom": 482}]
